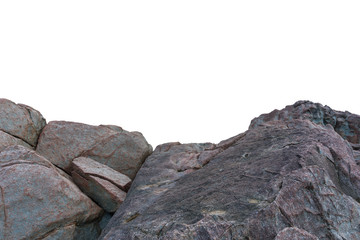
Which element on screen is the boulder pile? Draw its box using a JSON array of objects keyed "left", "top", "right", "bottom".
[
  {"left": 0, "top": 99, "right": 152, "bottom": 239},
  {"left": 1, "top": 99, "right": 360, "bottom": 240}
]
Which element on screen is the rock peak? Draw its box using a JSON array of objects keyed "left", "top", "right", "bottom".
[{"left": 250, "top": 100, "right": 360, "bottom": 144}]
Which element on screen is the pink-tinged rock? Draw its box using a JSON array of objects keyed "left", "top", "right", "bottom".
[
  {"left": 0, "top": 98, "right": 46, "bottom": 147},
  {"left": 0, "top": 145, "right": 103, "bottom": 240},
  {"left": 275, "top": 227, "right": 319, "bottom": 240},
  {"left": 72, "top": 170, "right": 127, "bottom": 213},
  {"left": 72, "top": 157, "right": 132, "bottom": 191},
  {"left": 36, "top": 121, "right": 152, "bottom": 179},
  {"left": 0, "top": 130, "right": 33, "bottom": 149},
  {"left": 100, "top": 119, "right": 360, "bottom": 240}
]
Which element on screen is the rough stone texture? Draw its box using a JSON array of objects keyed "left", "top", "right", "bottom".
[
  {"left": 100, "top": 117, "right": 360, "bottom": 239},
  {"left": 0, "top": 99, "right": 46, "bottom": 147},
  {"left": 0, "top": 145, "right": 103, "bottom": 240},
  {"left": 36, "top": 121, "right": 153, "bottom": 179},
  {"left": 275, "top": 227, "right": 319, "bottom": 240},
  {"left": 250, "top": 100, "right": 360, "bottom": 144},
  {"left": 0, "top": 130, "right": 33, "bottom": 149},
  {"left": 71, "top": 157, "right": 130, "bottom": 213},
  {"left": 72, "top": 157, "right": 132, "bottom": 191}
]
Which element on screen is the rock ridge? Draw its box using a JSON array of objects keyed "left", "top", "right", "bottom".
[{"left": 1, "top": 99, "right": 360, "bottom": 239}]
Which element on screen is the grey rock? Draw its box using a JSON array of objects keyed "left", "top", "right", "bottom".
[
  {"left": 275, "top": 227, "right": 319, "bottom": 240},
  {"left": 36, "top": 121, "right": 152, "bottom": 179},
  {"left": 0, "top": 145, "right": 103, "bottom": 240},
  {"left": 0, "top": 98, "right": 46, "bottom": 146},
  {"left": 100, "top": 118, "right": 360, "bottom": 239},
  {"left": 71, "top": 157, "right": 130, "bottom": 213},
  {"left": 250, "top": 100, "right": 360, "bottom": 144},
  {"left": 0, "top": 130, "right": 33, "bottom": 149}
]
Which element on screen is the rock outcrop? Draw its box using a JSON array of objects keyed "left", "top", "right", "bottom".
[
  {"left": 36, "top": 121, "right": 152, "bottom": 179},
  {"left": 101, "top": 102, "right": 360, "bottom": 239},
  {"left": 2, "top": 99, "right": 360, "bottom": 240}
]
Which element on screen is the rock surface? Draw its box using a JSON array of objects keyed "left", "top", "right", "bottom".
[
  {"left": 0, "top": 130, "right": 33, "bottom": 149},
  {"left": 2, "top": 98, "right": 360, "bottom": 239},
  {"left": 36, "top": 121, "right": 153, "bottom": 179},
  {"left": 0, "top": 145, "right": 103, "bottom": 240},
  {"left": 0, "top": 99, "right": 46, "bottom": 147},
  {"left": 100, "top": 102, "right": 360, "bottom": 239},
  {"left": 71, "top": 157, "right": 131, "bottom": 213},
  {"left": 250, "top": 100, "right": 360, "bottom": 144},
  {"left": 275, "top": 227, "right": 319, "bottom": 240}
]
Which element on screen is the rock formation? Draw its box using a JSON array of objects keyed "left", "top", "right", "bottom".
[
  {"left": 1, "top": 99, "right": 360, "bottom": 239},
  {"left": 100, "top": 101, "right": 360, "bottom": 240},
  {"left": 0, "top": 99, "right": 152, "bottom": 240}
]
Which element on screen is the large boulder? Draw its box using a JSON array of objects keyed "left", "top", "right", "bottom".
[
  {"left": 36, "top": 121, "right": 152, "bottom": 179},
  {"left": 0, "top": 145, "right": 103, "bottom": 240},
  {"left": 100, "top": 115, "right": 360, "bottom": 238},
  {"left": 0, "top": 99, "right": 46, "bottom": 147}
]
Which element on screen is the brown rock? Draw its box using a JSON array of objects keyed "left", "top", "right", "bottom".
[
  {"left": 0, "top": 145, "right": 103, "bottom": 240},
  {"left": 0, "top": 98, "right": 46, "bottom": 146},
  {"left": 36, "top": 121, "right": 152, "bottom": 179}
]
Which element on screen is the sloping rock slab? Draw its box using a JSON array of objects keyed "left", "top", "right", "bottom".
[
  {"left": 72, "top": 157, "right": 132, "bottom": 190},
  {"left": 100, "top": 119, "right": 360, "bottom": 239},
  {"left": 71, "top": 157, "right": 131, "bottom": 212},
  {"left": 0, "top": 98, "right": 46, "bottom": 146},
  {"left": 0, "top": 145, "right": 103, "bottom": 240},
  {"left": 0, "top": 130, "right": 33, "bottom": 149},
  {"left": 36, "top": 121, "right": 152, "bottom": 179}
]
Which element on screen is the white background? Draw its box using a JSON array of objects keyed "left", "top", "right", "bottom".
[{"left": 1, "top": 1, "right": 359, "bottom": 148}]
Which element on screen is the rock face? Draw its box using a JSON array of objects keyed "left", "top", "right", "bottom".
[
  {"left": 71, "top": 157, "right": 131, "bottom": 213},
  {"left": 36, "top": 121, "right": 153, "bottom": 179},
  {"left": 0, "top": 99, "right": 46, "bottom": 147},
  {"left": 0, "top": 145, "right": 103, "bottom": 240},
  {"left": 101, "top": 102, "right": 360, "bottom": 239}
]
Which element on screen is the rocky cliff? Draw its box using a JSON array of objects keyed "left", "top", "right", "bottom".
[{"left": 1, "top": 99, "right": 360, "bottom": 239}]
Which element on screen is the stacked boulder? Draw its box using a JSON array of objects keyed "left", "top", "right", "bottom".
[{"left": 0, "top": 99, "right": 152, "bottom": 240}]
